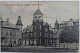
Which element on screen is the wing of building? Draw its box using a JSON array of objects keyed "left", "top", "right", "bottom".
[{"left": 1, "top": 16, "right": 23, "bottom": 47}]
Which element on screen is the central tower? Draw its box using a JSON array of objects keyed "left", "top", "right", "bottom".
[
  {"left": 33, "top": 7, "right": 43, "bottom": 21},
  {"left": 33, "top": 7, "right": 44, "bottom": 46}
]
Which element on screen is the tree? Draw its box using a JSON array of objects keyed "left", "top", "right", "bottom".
[{"left": 59, "top": 23, "right": 79, "bottom": 49}]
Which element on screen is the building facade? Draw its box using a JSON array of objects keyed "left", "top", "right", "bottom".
[
  {"left": 22, "top": 8, "right": 58, "bottom": 46},
  {"left": 1, "top": 16, "right": 23, "bottom": 47}
]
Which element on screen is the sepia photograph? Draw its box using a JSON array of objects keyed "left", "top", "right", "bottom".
[{"left": 0, "top": 1, "right": 79, "bottom": 52}]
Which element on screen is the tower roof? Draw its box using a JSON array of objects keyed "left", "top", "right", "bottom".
[
  {"left": 33, "top": 8, "right": 43, "bottom": 15},
  {"left": 16, "top": 16, "right": 23, "bottom": 26}
]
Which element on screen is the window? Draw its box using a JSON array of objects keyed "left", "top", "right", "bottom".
[
  {"left": 10, "top": 32, "right": 12, "bottom": 36},
  {"left": 40, "top": 32, "right": 41, "bottom": 36},
  {"left": 34, "top": 16, "right": 37, "bottom": 19},
  {"left": 5, "top": 39, "right": 7, "bottom": 43},
  {"left": 45, "top": 33, "right": 47, "bottom": 37},
  {"left": 1, "top": 29, "right": 4, "bottom": 35},
  {"left": 10, "top": 39, "right": 12, "bottom": 43},
  {"left": 5, "top": 31, "right": 8, "bottom": 36},
  {"left": 39, "top": 16, "right": 41, "bottom": 18},
  {"left": 34, "top": 25, "right": 36, "bottom": 30},
  {"left": 45, "top": 39, "right": 47, "bottom": 44},
  {"left": 40, "top": 26, "right": 41, "bottom": 30},
  {"left": 1, "top": 39, "right": 3, "bottom": 43},
  {"left": 40, "top": 39, "right": 41, "bottom": 44},
  {"left": 45, "top": 28, "right": 48, "bottom": 32},
  {"left": 45, "top": 33, "right": 48, "bottom": 37},
  {"left": 50, "top": 40, "right": 52, "bottom": 44},
  {"left": 31, "top": 33, "right": 33, "bottom": 37},
  {"left": 26, "top": 33, "right": 29, "bottom": 38},
  {"left": 50, "top": 34, "right": 52, "bottom": 38},
  {"left": 34, "top": 32, "right": 36, "bottom": 37},
  {"left": 13, "top": 30, "right": 16, "bottom": 37}
]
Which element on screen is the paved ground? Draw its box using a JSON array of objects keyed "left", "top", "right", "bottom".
[{"left": 1, "top": 46, "right": 79, "bottom": 52}]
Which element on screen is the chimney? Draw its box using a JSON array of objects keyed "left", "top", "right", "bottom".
[{"left": 6, "top": 18, "right": 9, "bottom": 25}]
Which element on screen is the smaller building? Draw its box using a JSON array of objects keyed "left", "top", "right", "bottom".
[{"left": 1, "top": 16, "right": 23, "bottom": 47}]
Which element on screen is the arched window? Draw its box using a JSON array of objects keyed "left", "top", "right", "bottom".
[{"left": 68, "top": 21, "right": 73, "bottom": 26}]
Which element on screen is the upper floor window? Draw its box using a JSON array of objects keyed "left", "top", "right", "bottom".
[
  {"left": 13, "top": 30, "right": 16, "bottom": 37},
  {"left": 45, "top": 28, "right": 48, "bottom": 32},
  {"left": 1, "top": 29, "right": 4, "bottom": 35},
  {"left": 5, "top": 39, "right": 7, "bottom": 43},
  {"left": 50, "top": 34, "right": 52, "bottom": 38},
  {"left": 10, "top": 32, "right": 12, "bottom": 36},
  {"left": 39, "top": 16, "right": 41, "bottom": 18},
  {"left": 34, "top": 25, "right": 36, "bottom": 30},
  {"left": 40, "top": 26, "right": 41, "bottom": 30},
  {"left": 31, "top": 33, "right": 33, "bottom": 37},
  {"left": 40, "top": 32, "right": 41, "bottom": 36},
  {"left": 34, "top": 16, "right": 37, "bottom": 19},
  {"left": 34, "top": 32, "right": 36, "bottom": 37},
  {"left": 5, "top": 30, "right": 8, "bottom": 36},
  {"left": 45, "top": 33, "right": 48, "bottom": 37},
  {"left": 50, "top": 40, "right": 52, "bottom": 44}
]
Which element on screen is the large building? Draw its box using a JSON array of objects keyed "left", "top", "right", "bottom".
[
  {"left": 22, "top": 8, "right": 59, "bottom": 46},
  {"left": 1, "top": 16, "right": 23, "bottom": 47}
]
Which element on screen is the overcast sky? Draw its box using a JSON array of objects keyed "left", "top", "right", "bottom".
[{"left": 0, "top": 1, "right": 79, "bottom": 28}]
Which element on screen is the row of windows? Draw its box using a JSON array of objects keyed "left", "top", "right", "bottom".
[
  {"left": 34, "top": 25, "right": 41, "bottom": 30},
  {"left": 1, "top": 29, "right": 19, "bottom": 37},
  {"left": 34, "top": 16, "right": 42, "bottom": 19},
  {"left": 1, "top": 39, "right": 9, "bottom": 43},
  {"left": 45, "top": 33, "right": 56, "bottom": 38},
  {"left": 34, "top": 26, "right": 49, "bottom": 32},
  {"left": 1, "top": 39, "right": 16, "bottom": 44},
  {"left": 23, "top": 33, "right": 56, "bottom": 38},
  {"left": 45, "top": 40, "right": 56, "bottom": 44}
]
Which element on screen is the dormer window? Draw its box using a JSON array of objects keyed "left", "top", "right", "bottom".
[
  {"left": 68, "top": 21, "right": 73, "bottom": 26},
  {"left": 39, "top": 16, "right": 41, "bottom": 18},
  {"left": 34, "top": 16, "right": 37, "bottom": 19}
]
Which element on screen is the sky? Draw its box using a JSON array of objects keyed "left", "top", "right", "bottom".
[{"left": 0, "top": 1, "right": 79, "bottom": 28}]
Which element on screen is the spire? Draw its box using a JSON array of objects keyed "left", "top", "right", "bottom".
[
  {"left": 38, "top": 1, "right": 39, "bottom": 9},
  {"left": 16, "top": 16, "right": 23, "bottom": 26},
  {"left": 33, "top": 1, "right": 43, "bottom": 15},
  {"left": 56, "top": 18, "right": 58, "bottom": 23}
]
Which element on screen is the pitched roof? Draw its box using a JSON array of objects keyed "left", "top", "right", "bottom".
[
  {"left": 22, "top": 22, "right": 53, "bottom": 33},
  {"left": 33, "top": 8, "right": 43, "bottom": 15},
  {"left": 1, "top": 21, "right": 18, "bottom": 29},
  {"left": 60, "top": 19, "right": 79, "bottom": 25}
]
